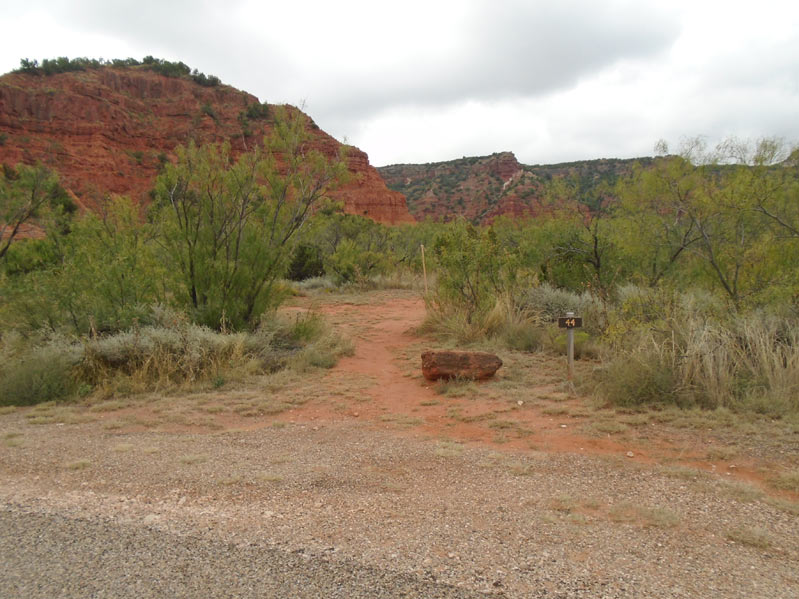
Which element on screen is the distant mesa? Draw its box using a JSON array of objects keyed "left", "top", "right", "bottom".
[
  {"left": 0, "top": 58, "right": 414, "bottom": 225},
  {"left": 378, "top": 151, "right": 655, "bottom": 224}
]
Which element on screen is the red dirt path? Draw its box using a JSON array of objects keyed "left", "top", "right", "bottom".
[{"left": 286, "top": 294, "right": 772, "bottom": 490}]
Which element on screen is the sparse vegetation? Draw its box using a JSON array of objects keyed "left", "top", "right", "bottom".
[
  {"left": 0, "top": 302, "right": 351, "bottom": 406},
  {"left": 726, "top": 525, "right": 774, "bottom": 549},
  {"left": 770, "top": 470, "right": 799, "bottom": 493},
  {"left": 15, "top": 56, "right": 221, "bottom": 86},
  {"left": 65, "top": 459, "right": 91, "bottom": 470}
]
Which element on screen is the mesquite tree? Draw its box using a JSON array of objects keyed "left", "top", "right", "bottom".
[{"left": 153, "top": 108, "right": 347, "bottom": 329}]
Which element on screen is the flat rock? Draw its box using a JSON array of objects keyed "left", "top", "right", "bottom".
[{"left": 421, "top": 350, "right": 502, "bottom": 381}]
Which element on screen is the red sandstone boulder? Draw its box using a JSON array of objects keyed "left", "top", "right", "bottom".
[{"left": 421, "top": 350, "right": 502, "bottom": 381}]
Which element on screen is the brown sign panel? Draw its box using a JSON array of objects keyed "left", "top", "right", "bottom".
[{"left": 557, "top": 317, "right": 583, "bottom": 329}]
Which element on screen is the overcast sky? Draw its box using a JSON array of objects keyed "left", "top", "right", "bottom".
[{"left": 2, "top": 0, "right": 798, "bottom": 166}]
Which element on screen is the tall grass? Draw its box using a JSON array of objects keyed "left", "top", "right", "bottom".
[
  {"left": 292, "top": 271, "right": 428, "bottom": 294},
  {"left": 422, "top": 284, "right": 605, "bottom": 359},
  {"left": 422, "top": 293, "right": 545, "bottom": 348},
  {"left": 594, "top": 311, "right": 799, "bottom": 415},
  {"left": 424, "top": 273, "right": 799, "bottom": 416}
]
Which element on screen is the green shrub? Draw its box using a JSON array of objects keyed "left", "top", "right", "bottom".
[
  {"left": 593, "top": 343, "right": 681, "bottom": 408},
  {"left": 71, "top": 308, "right": 351, "bottom": 395},
  {"left": 551, "top": 330, "right": 601, "bottom": 360},
  {"left": 430, "top": 220, "right": 530, "bottom": 329},
  {"left": 501, "top": 319, "right": 547, "bottom": 352},
  {"left": 191, "top": 70, "right": 220, "bottom": 87},
  {"left": 245, "top": 102, "right": 270, "bottom": 120},
  {"left": 79, "top": 321, "right": 250, "bottom": 389},
  {"left": 287, "top": 243, "right": 325, "bottom": 281},
  {"left": 325, "top": 239, "right": 388, "bottom": 285},
  {"left": 200, "top": 103, "right": 218, "bottom": 121},
  {"left": 0, "top": 341, "right": 82, "bottom": 406},
  {"left": 292, "top": 276, "right": 336, "bottom": 292},
  {"left": 0, "top": 304, "right": 347, "bottom": 404},
  {"left": 521, "top": 283, "right": 585, "bottom": 321}
]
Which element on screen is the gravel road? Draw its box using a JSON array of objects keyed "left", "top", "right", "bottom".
[
  {"left": 0, "top": 504, "right": 492, "bottom": 599},
  {"left": 1, "top": 417, "right": 797, "bottom": 598}
]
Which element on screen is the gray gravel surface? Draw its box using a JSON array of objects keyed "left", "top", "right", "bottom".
[
  {"left": 0, "top": 504, "right": 492, "bottom": 598},
  {"left": 1, "top": 416, "right": 797, "bottom": 598}
]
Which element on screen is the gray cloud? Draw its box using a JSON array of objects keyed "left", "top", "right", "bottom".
[
  {"left": 32, "top": 1, "right": 678, "bottom": 113},
  {"left": 13, "top": 0, "right": 292, "bottom": 92},
  {"left": 3, "top": 0, "right": 796, "bottom": 166},
  {"left": 308, "top": 1, "right": 679, "bottom": 120}
]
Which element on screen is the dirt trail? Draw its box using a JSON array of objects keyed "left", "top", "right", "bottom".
[
  {"left": 306, "top": 295, "right": 601, "bottom": 451},
  {"left": 295, "top": 297, "right": 667, "bottom": 452},
  {"left": 321, "top": 296, "right": 435, "bottom": 419},
  {"left": 286, "top": 292, "right": 785, "bottom": 492}
]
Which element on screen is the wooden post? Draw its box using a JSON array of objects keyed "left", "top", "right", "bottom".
[{"left": 421, "top": 244, "right": 428, "bottom": 295}]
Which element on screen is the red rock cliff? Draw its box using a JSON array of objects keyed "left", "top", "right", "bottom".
[
  {"left": 378, "top": 152, "right": 544, "bottom": 223},
  {"left": 0, "top": 67, "right": 414, "bottom": 224}
]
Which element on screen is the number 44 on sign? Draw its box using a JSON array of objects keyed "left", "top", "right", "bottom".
[{"left": 557, "top": 316, "right": 582, "bottom": 328}]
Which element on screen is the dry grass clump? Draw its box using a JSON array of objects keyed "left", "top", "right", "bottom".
[
  {"left": 65, "top": 459, "right": 91, "bottom": 470},
  {"left": 178, "top": 454, "right": 207, "bottom": 465},
  {"left": 582, "top": 420, "right": 630, "bottom": 436},
  {"left": 717, "top": 480, "right": 765, "bottom": 503},
  {"left": 726, "top": 525, "right": 774, "bottom": 549},
  {"left": 769, "top": 470, "right": 799, "bottom": 493},
  {"left": 0, "top": 333, "right": 83, "bottom": 406},
  {"left": 594, "top": 308, "right": 799, "bottom": 416},
  {"left": 434, "top": 440, "right": 464, "bottom": 458},
  {"left": 548, "top": 494, "right": 579, "bottom": 513},
  {"left": 608, "top": 502, "right": 680, "bottom": 528},
  {"left": 422, "top": 287, "right": 603, "bottom": 362},
  {"left": 434, "top": 376, "right": 478, "bottom": 397},
  {"left": 1, "top": 306, "right": 350, "bottom": 406},
  {"left": 3, "top": 432, "right": 24, "bottom": 447}
]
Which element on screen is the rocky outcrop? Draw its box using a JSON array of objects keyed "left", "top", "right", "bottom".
[
  {"left": 0, "top": 67, "right": 414, "bottom": 224},
  {"left": 379, "top": 153, "right": 653, "bottom": 224},
  {"left": 421, "top": 350, "right": 503, "bottom": 381},
  {"left": 379, "top": 152, "right": 542, "bottom": 223}
]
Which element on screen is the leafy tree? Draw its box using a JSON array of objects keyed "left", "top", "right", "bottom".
[
  {"left": 1, "top": 196, "right": 161, "bottom": 335},
  {"left": 385, "top": 219, "right": 441, "bottom": 273},
  {"left": 14, "top": 56, "right": 222, "bottom": 86},
  {"left": 295, "top": 204, "right": 393, "bottom": 284},
  {"left": 611, "top": 137, "right": 799, "bottom": 305},
  {"left": 614, "top": 152, "right": 703, "bottom": 286},
  {"left": 325, "top": 238, "right": 389, "bottom": 285},
  {"left": 153, "top": 108, "right": 347, "bottom": 328},
  {"left": 432, "top": 219, "right": 524, "bottom": 323},
  {"left": 0, "top": 163, "right": 71, "bottom": 261},
  {"left": 60, "top": 197, "right": 164, "bottom": 332},
  {"left": 540, "top": 175, "right": 624, "bottom": 294},
  {"left": 726, "top": 139, "right": 799, "bottom": 239},
  {"left": 286, "top": 242, "right": 325, "bottom": 280}
]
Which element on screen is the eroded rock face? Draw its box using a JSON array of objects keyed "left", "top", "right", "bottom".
[
  {"left": 0, "top": 68, "right": 414, "bottom": 224},
  {"left": 378, "top": 152, "right": 543, "bottom": 223},
  {"left": 421, "top": 350, "right": 503, "bottom": 381},
  {"left": 379, "top": 152, "right": 655, "bottom": 224}
]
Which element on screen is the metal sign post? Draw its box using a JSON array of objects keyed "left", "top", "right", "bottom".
[
  {"left": 566, "top": 311, "right": 575, "bottom": 380},
  {"left": 557, "top": 312, "right": 582, "bottom": 381}
]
